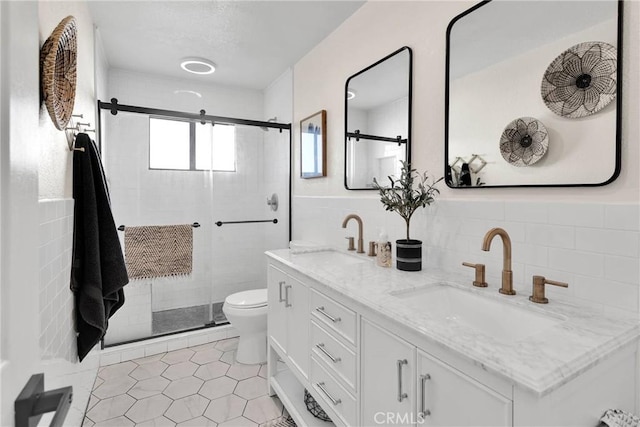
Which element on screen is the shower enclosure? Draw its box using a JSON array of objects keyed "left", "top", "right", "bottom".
[{"left": 99, "top": 100, "right": 290, "bottom": 346}]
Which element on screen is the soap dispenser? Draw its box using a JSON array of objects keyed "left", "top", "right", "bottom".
[{"left": 376, "top": 229, "right": 392, "bottom": 268}]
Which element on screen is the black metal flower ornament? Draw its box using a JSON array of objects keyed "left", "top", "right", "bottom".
[
  {"left": 499, "top": 117, "right": 549, "bottom": 167},
  {"left": 541, "top": 41, "right": 617, "bottom": 118}
]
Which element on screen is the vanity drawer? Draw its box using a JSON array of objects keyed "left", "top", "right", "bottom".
[
  {"left": 311, "top": 289, "right": 357, "bottom": 345},
  {"left": 311, "top": 320, "right": 357, "bottom": 393},
  {"left": 310, "top": 356, "right": 357, "bottom": 427}
]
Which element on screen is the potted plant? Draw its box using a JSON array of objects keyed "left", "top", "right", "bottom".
[{"left": 373, "top": 161, "right": 442, "bottom": 271}]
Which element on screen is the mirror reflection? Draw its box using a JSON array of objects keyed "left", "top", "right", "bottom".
[
  {"left": 300, "top": 110, "right": 327, "bottom": 179},
  {"left": 345, "top": 46, "right": 412, "bottom": 190},
  {"left": 446, "top": 1, "right": 620, "bottom": 187}
]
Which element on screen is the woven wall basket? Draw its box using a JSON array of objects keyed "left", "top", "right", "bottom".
[{"left": 40, "top": 16, "right": 77, "bottom": 130}]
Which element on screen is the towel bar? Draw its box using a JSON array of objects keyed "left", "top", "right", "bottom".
[{"left": 118, "top": 222, "right": 200, "bottom": 231}]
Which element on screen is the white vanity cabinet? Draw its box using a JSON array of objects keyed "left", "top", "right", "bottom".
[
  {"left": 416, "top": 350, "right": 512, "bottom": 426},
  {"left": 267, "top": 264, "right": 309, "bottom": 380},
  {"left": 361, "top": 318, "right": 511, "bottom": 427},
  {"left": 266, "top": 254, "right": 639, "bottom": 427},
  {"left": 361, "top": 318, "right": 416, "bottom": 426}
]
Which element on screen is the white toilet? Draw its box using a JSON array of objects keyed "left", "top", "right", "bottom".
[{"left": 222, "top": 289, "right": 268, "bottom": 364}]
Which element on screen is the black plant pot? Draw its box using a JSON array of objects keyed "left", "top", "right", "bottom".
[{"left": 396, "top": 239, "right": 422, "bottom": 271}]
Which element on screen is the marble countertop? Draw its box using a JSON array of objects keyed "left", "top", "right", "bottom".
[{"left": 266, "top": 248, "right": 640, "bottom": 396}]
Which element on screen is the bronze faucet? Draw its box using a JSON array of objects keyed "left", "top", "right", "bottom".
[
  {"left": 481, "top": 227, "right": 515, "bottom": 295},
  {"left": 342, "top": 214, "right": 365, "bottom": 254}
]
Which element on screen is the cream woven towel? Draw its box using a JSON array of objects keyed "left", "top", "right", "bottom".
[{"left": 124, "top": 225, "right": 193, "bottom": 279}]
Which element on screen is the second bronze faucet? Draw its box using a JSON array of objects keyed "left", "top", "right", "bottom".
[{"left": 463, "top": 227, "right": 568, "bottom": 303}]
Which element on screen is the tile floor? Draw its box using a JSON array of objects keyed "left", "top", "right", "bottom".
[{"left": 83, "top": 337, "right": 291, "bottom": 426}]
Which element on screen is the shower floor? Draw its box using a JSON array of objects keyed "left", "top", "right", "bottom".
[{"left": 152, "top": 302, "right": 228, "bottom": 335}]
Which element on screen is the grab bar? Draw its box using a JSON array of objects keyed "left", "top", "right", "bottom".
[{"left": 215, "top": 219, "right": 278, "bottom": 226}]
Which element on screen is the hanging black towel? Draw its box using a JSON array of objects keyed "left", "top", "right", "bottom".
[{"left": 71, "top": 133, "right": 129, "bottom": 361}]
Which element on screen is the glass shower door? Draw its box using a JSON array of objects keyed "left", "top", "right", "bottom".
[{"left": 102, "top": 111, "right": 215, "bottom": 344}]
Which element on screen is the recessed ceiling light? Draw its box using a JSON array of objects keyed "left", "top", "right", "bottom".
[
  {"left": 347, "top": 89, "right": 356, "bottom": 100},
  {"left": 180, "top": 57, "right": 216, "bottom": 75},
  {"left": 173, "top": 89, "right": 203, "bottom": 98}
]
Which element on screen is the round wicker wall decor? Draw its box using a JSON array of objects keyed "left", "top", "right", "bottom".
[
  {"left": 541, "top": 41, "right": 617, "bottom": 119},
  {"left": 40, "top": 16, "right": 77, "bottom": 130},
  {"left": 499, "top": 117, "right": 549, "bottom": 167}
]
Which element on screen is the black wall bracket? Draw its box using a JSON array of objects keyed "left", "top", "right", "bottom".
[{"left": 15, "top": 373, "right": 73, "bottom": 427}]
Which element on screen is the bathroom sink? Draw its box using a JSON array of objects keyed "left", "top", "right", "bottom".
[
  {"left": 391, "top": 285, "right": 565, "bottom": 342},
  {"left": 291, "top": 249, "right": 368, "bottom": 266}
]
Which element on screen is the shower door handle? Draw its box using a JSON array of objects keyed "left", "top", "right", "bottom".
[
  {"left": 284, "top": 285, "right": 292, "bottom": 307},
  {"left": 278, "top": 281, "right": 286, "bottom": 303}
]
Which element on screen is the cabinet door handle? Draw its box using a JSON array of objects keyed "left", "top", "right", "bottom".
[
  {"left": 284, "top": 285, "right": 292, "bottom": 307},
  {"left": 316, "top": 382, "right": 341, "bottom": 406},
  {"left": 278, "top": 281, "right": 285, "bottom": 302},
  {"left": 397, "top": 359, "right": 408, "bottom": 402},
  {"left": 420, "top": 373, "right": 431, "bottom": 417},
  {"left": 315, "top": 343, "right": 341, "bottom": 363},
  {"left": 315, "top": 306, "right": 341, "bottom": 323}
]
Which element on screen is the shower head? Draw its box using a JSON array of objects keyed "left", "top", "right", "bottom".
[{"left": 260, "top": 117, "right": 278, "bottom": 132}]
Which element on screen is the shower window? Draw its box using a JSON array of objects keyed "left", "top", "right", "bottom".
[
  {"left": 195, "top": 123, "right": 236, "bottom": 171},
  {"left": 149, "top": 117, "right": 236, "bottom": 171}
]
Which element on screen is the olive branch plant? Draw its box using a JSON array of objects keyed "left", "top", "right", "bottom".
[{"left": 372, "top": 161, "right": 443, "bottom": 241}]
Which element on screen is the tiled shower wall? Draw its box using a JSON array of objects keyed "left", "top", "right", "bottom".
[
  {"left": 39, "top": 199, "right": 76, "bottom": 360},
  {"left": 293, "top": 196, "right": 640, "bottom": 315}
]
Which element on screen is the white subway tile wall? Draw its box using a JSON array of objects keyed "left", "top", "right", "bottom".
[
  {"left": 38, "top": 199, "right": 76, "bottom": 361},
  {"left": 292, "top": 197, "right": 640, "bottom": 315},
  {"left": 38, "top": 199, "right": 101, "bottom": 427}
]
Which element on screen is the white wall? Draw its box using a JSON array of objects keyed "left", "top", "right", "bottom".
[
  {"left": 107, "top": 69, "right": 264, "bottom": 120},
  {"left": 263, "top": 68, "right": 293, "bottom": 253},
  {"left": 38, "top": 199, "right": 98, "bottom": 426},
  {"left": 0, "top": 2, "right": 42, "bottom": 425},
  {"left": 292, "top": 0, "right": 640, "bottom": 202},
  {"left": 294, "top": 196, "right": 639, "bottom": 315}
]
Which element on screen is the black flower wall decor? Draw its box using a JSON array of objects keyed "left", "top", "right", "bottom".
[
  {"left": 541, "top": 41, "right": 617, "bottom": 119},
  {"left": 499, "top": 117, "right": 549, "bottom": 167}
]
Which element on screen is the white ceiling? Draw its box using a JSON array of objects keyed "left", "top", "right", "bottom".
[{"left": 88, "top": 1, "right": 365, "bottom": 90}]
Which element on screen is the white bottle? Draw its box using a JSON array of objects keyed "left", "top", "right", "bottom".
[{"left": 376, "top": 230, "right": 392, "bottom": 268}]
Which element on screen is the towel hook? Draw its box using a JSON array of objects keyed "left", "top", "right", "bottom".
[{"left": 65, "top": 114, "right": 93, "bottom": 152}]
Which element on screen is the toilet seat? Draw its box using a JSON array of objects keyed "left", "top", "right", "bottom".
[{"left": 225, "top": 289, "right": 267, "bottom": 309}]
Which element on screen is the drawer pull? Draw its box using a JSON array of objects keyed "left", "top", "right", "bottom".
[
  {"left": 284, "top": 285, "right": 292, "bottom": 307},
  {"left": 315, "top": 306, "right": 341, "bottom": 323},
  {"left": 420, "top": 373, "right": 432, "bottom": 417},
  {"left": 278, "top": 281, "right": 285, "bottom": 303},
  {"left": 316, "top": 382, "right": 342, "bottom": 406},
  {"left": 397, "top": 359, "right": 408, "bottom": 402},
  {"left": 316, "top": 343, "right": 341, "bottom": 363}
]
